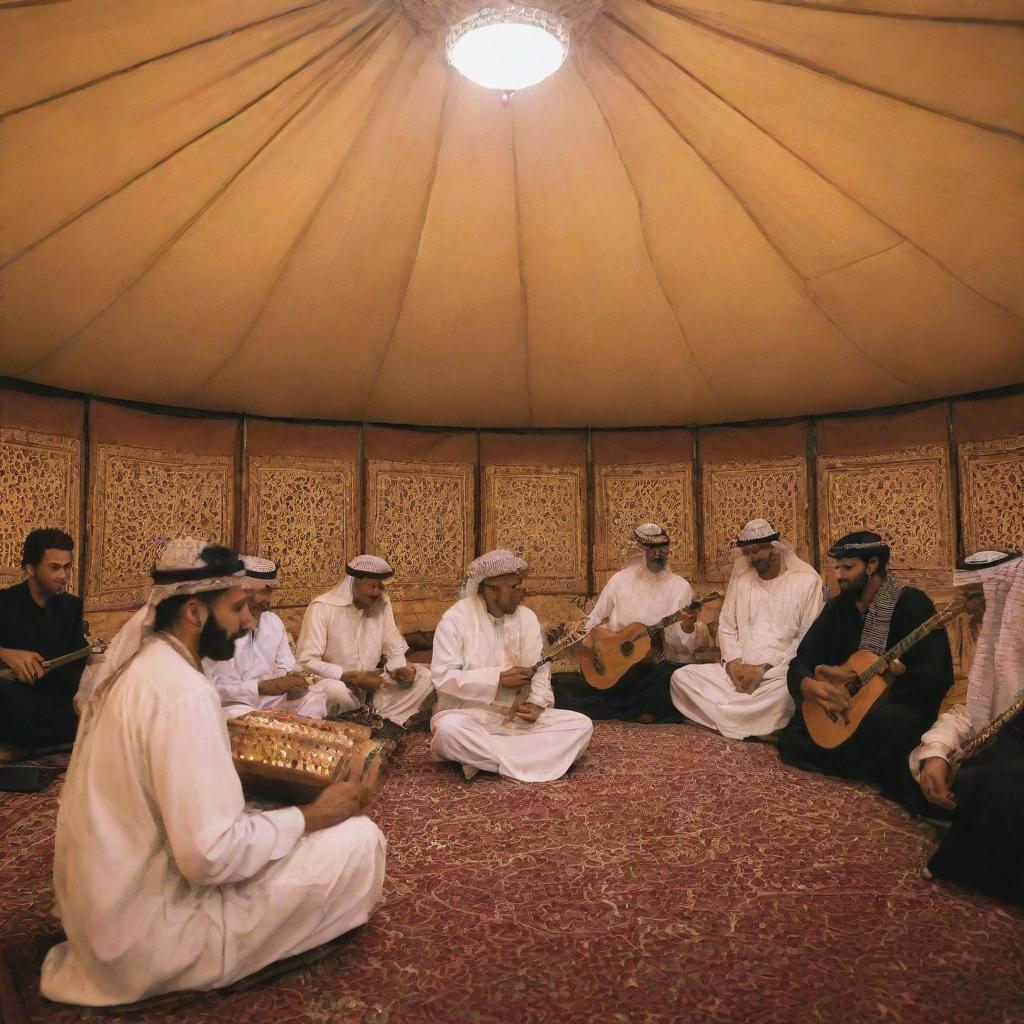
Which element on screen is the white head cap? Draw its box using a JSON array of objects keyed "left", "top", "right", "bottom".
[{"left": 464, "top": 549, "right": 528, "bottom": 597}]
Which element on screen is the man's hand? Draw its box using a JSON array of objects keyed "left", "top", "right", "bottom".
[
  {"left": 498, "top": 666, "right": 534, "bottom": 688},
  {"left": 258, "top": 673, "right": 310, "bottom": 698},
  {"left": 801, "top": 676, "right": 851, "bottom": 717},
  {"left": 389, "top": 665, "right": 416, "bottom": 689},
  {"left": 678, "top": 608, "right": 699, "bottom": 634},
  {"left": 918, "top": 756, "right": 957, "bottom": 810},
  {"left": 341, "top": 669, "right": 385, "bottom": 690},
  {"left": 725, "top": 659, "right": 746, "bottom": 689},
  {"left": 726, "top": 660, "right": 766, "bottom": 694},
  {"left": 300, "top": 781, "right": 372, "bottom": 833},
  {"left": 514, "top": 701, "right": 544, "bottom": 724},
  {"left": 0, "top": 647, "right": 45, "bottom": 684}
]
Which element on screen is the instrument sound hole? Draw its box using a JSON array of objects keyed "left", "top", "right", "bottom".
[{"left": 621, "top": 641, "right": 634, "bottom": 657}]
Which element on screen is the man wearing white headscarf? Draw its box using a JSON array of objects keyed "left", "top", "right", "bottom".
[
  {"left": 909, "top": 549, "right": 1024, "bottom": 904},
  {"left": 42, "top": 540, "right": 385, "bottom": 1007},
  {"left": 296, "top": 555, "right": 434, "bottom": 727},
  {"left": 670, "top": 520, "right": 824, "bottom": 739},
  {"left": 430, "top": 549, "right": 593, "bottom": 782},
  {"left": 204, "top": 556, "right": 328, "bottom": 720},
  {"left": 569, "top": 524, "right": 701, "bottom": 722}
]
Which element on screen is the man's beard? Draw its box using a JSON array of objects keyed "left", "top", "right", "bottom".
[
  {"left": 837, "top": 571, "right": 869, "bottom": 601},
  {"left": 647, "top": 556, "right": 667, "bottom": 572},
  {"left": 199, "top": 613, "right": 243, "bottom": 661}
]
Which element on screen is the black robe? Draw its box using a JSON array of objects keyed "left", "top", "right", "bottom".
[
  {"left": 0, "top": 581, "right": 86, "bottom": 747},
  {"left": 778, "top": 585, "right": 953, "bottom": 798}
]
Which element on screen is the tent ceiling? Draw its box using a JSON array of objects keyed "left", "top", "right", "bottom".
[{"left": 1, "top": 0, "right": 1021, "bottom": 428}]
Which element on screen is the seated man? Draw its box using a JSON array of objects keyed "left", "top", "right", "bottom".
[
  {"left": 204, "top": 555, "right": 327, "bottom": 720},
  {"left": 430, "top": 549, "right": 593, "bottom": 782},
  {"left": 910, "top": 549, "right": 1023, "bottom": 905},
  {"left": 570, "top": 523, "right": 699, "bottom": 722},
  {"left": 41, "top": 540, "right": 385, "bottom": 1007},
  {"left": 0, "top": 528, "right": 86, "bottom": 753},
  {"left": 297, "top": 555, "right": 434, "bottom": 727},
  {"left": 778, "top": 531, "right": 953, "bottom": 800},
  {"left": 671, "top": 519, "right": 823, "bottom": 739}
]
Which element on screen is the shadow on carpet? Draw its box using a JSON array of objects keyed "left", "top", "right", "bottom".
[{"left": 1, "top": 723, "right": 1022, "bottom": 1024}]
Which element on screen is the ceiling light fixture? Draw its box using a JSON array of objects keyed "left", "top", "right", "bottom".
[{"left": 446, "top": 6, "right": 569, "bottom": 96}]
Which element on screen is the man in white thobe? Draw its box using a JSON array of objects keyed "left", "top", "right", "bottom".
[
  {"left": 297, "top": 555, "right": 434, "bottom": 727},
  {"left": 204, "top": 555, "right": 327, "bottom": 720},
  {"left": 671, "top": 519, "right": 824, "bottom": 739},
  {"left": 430, "top": 549, "right": 593, "bottom": 782},
  {"left": 41, "top": 540, "right": 385, "bottom": 1007},
  {"left": 572, "top": 523, "right": 700, "bottom": 722}
]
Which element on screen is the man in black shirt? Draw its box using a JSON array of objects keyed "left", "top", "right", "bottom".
[
  {"left": 778, "top": 531, "right": 953, "bottom": 800},
  {"left": 0, "top": 528, "right": 86, "bottom": 751}
]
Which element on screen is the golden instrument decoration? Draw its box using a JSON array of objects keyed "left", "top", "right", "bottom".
[
  {"left": 0, "top": 636, "right": 109, "bottom": 685},
  {"left": 948, "top": 687, "right": 1024, "bottom": 778},
  {"left": 802, "top": 597, "right": 967, "bottom": 750},
  {"left": 228, "top": 709, "right": 391, "bottom": 804},
  {"left": 578, "top": 593, "right": 722, "bottom": 690},
  {"left": 502, "top": 619, "right": 592, "bottom": 722}
]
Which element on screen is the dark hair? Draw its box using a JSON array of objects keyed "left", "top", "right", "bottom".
[
  {"left": 153, "top": 589, "right": 220, "bottom": 632},
  {"left": 22, "top": 528, "right": 75, "bottom": 568}
]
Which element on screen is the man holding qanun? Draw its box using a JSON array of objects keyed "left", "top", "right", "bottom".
[
  {"left": 42, "top": 540, "right": 384, "bottom": 1006},
  {"left": 670, "top": 519, "right": 823, "bottom": 739},
  {"left": 430, "top": 549, "right": 593, "bottom": 782},
  {"left": 778, "top": 531, "right": 953, "bottom": 799}
]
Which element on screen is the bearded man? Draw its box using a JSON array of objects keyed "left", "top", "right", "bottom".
[
  {"left": 778, "top": 531, "right": 953, "bottom": 799},
  {"left": 42, "top": 540, "right": 384, "bottom": 1006},
  {"left": 297, "top": 555, "right": 434, "bottom": 727},
  {"left": 205, "top": 555, "right": 327, "bottom": 719},
  {"left": 430, "top": 549, "right": 593, "bottom": 782},
  {"left": 670, "top": 519, "right": 823, "bottom": 739},
  {"left": 910, "top": 549, "right": 1024, "bottom": 904}
]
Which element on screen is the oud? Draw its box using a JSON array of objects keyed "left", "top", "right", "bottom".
[
  {"left": 502, "top": 619, "right": 592, "bottom": 722},
  {"left": 802, "top": 597, "right": 966, "bottom": 749},
  {"left": 948, "top": 687, "right": 1024, "bottom": 779},
  {"left": 578, "top": 593, "right": 721, "bottom": 690},
  {"left": 0, "top": 636, "right": 108, "bottom": 685}
]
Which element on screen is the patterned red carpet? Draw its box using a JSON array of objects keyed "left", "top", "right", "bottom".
[{"left": 1, "top": 723, "right": 1022, "bottom": 1024}]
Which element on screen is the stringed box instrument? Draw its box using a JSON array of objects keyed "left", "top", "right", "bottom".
[
  {"left": 802, "top": 597, "right": 967, "bottom": 749},
  {"left": 0, "top": 636, "right": 108, "bottom": 685},
  {"left": 578, "top": 592, "right": 721, "bottom": 690}
]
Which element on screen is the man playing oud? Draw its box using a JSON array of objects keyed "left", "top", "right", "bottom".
[
  {"left": 778, "top": 531, "right": 953, "bottom": 800},
  {"left": 670, "top": 519, "right": 823, "bottom": 740}
]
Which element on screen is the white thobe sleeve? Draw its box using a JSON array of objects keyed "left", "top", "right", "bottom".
[
  {"left": 147, "top": 691, "right": 305, "bottom": 886},
  {"left": 526, "top": 636, "right": 554, "bottom": 709},
  {"left": 586, "top": 582, "right": 615, "bottom": 630},
  {"left": 296, "top": 603, "right": 345, "bottom": 680},
  {"left": 381, "top": 604, "right": 410, "bottom": 671},
  {"left": 908, "top": 704, "right": 974, "bottom": 780},
  {"left": 204, "top": 657, "right": 260, "bottom": 709},
  {"left": 272, "top": 620, "right": 296, "bottom": 675},
  {"left": 430, "top": 614, "right": 500, "bottom": 704},
  {"left": 663, "top": 580, "right": 697, "bottom": 657},
  {"left": 789, "top": 578, "right": 826, "bottom": 663},
  {"left": 717, "top": 582, "right": 742, "bottom": 664}
]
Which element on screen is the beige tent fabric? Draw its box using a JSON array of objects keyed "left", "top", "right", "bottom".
[{"left": 1, "top": 0, "right": 1021, "bottom": 427}]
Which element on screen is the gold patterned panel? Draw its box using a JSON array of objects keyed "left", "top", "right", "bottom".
[
  {"left": 0, "top": 429, "right": 81, "bottom": 590},
  {"left": 702, "top": 457, "right": 809, "bottom": 581},
  {"left": 958, "top": 435, "right": 1024, "bottom": 553},
  {"left": 594, "top": 463, "right": 695, "bottom": 587},
  {"left": 483, "top": 464, "right": 587, "bottom": 594},
  {"left": 366, "top": 460, "right": 475, "bottom": 599},
  {"left": 817, "top": 444, "right": 954, "bottom": 590},
  {"left": 87, "top": 444, "right": 234, "bottom": 608},
  {"left": 244, "top": 455, "right": 359, "bottom": 607}
]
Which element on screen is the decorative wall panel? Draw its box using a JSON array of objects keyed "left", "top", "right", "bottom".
[
  {"left": 0, "top": 429, "right": 81, "bottom": 589},
  {"left": 958, "top": 434, "right": 1024, "bottom": 553},
  {"left": 244, "top": 455, "right": 359, "bottom": 607},
  {"left": 483, "top": 464, "right": 587, "bottom": 594},
  {"left": 366, "top": 460, "right": 475, "bottom": 599},
  {"left": 817, "top": 444, "right": 954, "bottom": 589},
  {"left": 702, "top": 457, "right": 809, "bottom": 581},
  {"left": 87, "top": 444, "right": 235, "bottom": 608},
  {"left": 594, "top": 463, "right": 695, "bottom": 586}
]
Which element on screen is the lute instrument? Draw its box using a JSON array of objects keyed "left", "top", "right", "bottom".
[
  {"left": 578, "top": 592, "right": 722, "bottom": 690},
  {"left": 503, "top": 620, "right": 592, "bottom": 722},
  {"left": 948, "top": 687, "right": 1024, "bottom": 779},
  {"left": 802, "top": 597, "right": 967, "bottom": 749},
  {"left": 0, "top": 636, "right": 109, "bottom": 685}
]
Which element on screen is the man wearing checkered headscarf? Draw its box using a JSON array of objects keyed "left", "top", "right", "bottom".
[
  {"left": 670, "top": 519, "right": 824, "bottom": 739},
  {"left": 42, "top": 540, "right": 385, "bottom": 1006},
  {"left": 429, "top": 549, "right": 593, "bottom": 782}
]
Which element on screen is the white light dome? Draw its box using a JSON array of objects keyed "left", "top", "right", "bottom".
[{"left": 446, "top": 6, "right": 569, "bottom": 93}]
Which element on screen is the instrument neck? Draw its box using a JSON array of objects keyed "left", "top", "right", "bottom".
[{"left": 850, "top": 610, "right": 945, "bottom": 693}]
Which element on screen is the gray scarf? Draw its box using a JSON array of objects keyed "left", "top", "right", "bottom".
[{"left": 859, "top": 574, "right": 904, "bottom": 655}]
